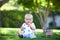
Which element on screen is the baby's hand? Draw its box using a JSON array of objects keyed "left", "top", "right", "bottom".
[
  {"left": 28, "top": 23, "right": 31, "bottom": 26},
  {"left": 28, "top": 23, "right": 36, "bottom": 30}
]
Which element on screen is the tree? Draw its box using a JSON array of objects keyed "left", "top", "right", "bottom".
[
  {"left": 17, "top": 0, "right": 51, "bottom": 32},
  {"left": 0, "top": 0, "right": 9, "bottom": 27},
  {"left": 0, "top": 0, "right": 60, "bottom": 28}
]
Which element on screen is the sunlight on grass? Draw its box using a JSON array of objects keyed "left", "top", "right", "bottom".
[
  {"left": 0, "top": 28, "right": 60, "bottom": 33},
  {"left": 0, "top": 28, "right": 60, "bottom": 40},
  {"left": 53, "top": 29, "right": 60, "bottom": 32},
  {"left": 0, "top": 28, "right": 18, "bottom": 34},
  {"left": 1, "top": 29, "right": 9, "bottom": 34},
  {"left": 35, "top": 29, "right": 43, "bottom": 32}
]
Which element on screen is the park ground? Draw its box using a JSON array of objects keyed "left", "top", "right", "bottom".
[{"left": 0, "top": 28, "right": 60, "bottom": 40}]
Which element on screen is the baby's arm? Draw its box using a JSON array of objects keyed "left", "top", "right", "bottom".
[
  {"left": 21, "top": 27, "right": 24, "bottom": 31},
  {"left": 29, "top": 23, "right": 36, "bottom": 30},
  {"left": 21, "top": 23, "right": 25, "bottom": 31},
  {"left": 18, "top": 27, "right": 23, "bottom": 38},
  {"left": 18, "top": 28, "right": 21, "bottom": 35},
  {"left": 18, "top": 23, "right": 24, "bottom": 34},
  {"left": 18, "top": 27, "right": 23, "bottom": 33}
]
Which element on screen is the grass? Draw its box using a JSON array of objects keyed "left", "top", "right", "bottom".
[{"left": 0, "top": 28, "right": 60, "bottom": 40}]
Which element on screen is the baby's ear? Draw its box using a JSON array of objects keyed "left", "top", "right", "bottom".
[
  {"left": 32, "top": 19, "right": 33, "bottom": 21},
  {"left": 31, "top": 19, "right": 33, "bottom": 23}
]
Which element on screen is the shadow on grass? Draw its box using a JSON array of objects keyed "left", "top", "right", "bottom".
[{"left": 46, "top": 33, "right": 60, "bottom": 40}]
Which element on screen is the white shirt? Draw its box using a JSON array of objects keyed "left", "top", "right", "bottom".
[{"left": 21, "top": 23, "right": 35, "bottom": 35}]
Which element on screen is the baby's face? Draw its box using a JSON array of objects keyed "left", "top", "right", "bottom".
[{"left": 25, "top": 18, "right": 33, "bottom": 24}]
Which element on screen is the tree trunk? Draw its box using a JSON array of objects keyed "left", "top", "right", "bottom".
[{"left": 52, "top": 12, "right": 56, "bottom": 28}]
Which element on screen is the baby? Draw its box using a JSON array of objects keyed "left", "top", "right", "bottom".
[{"left": 18, "top": 14, "right": 36, "bottom": 38}]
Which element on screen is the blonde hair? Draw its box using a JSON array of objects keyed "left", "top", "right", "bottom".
[{"left": 25, "top": 14, "right": 33, "bottom": 19}]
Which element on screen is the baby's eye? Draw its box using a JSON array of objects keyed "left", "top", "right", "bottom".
[
  {"left": 26, "top": 19, "right": 31, "bottom": 20},
  {"left": 26, "top": 19, "right": 29, "bottom": 20}
]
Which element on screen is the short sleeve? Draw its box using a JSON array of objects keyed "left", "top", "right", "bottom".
[
  {"left": 21, "top": 23, "right": 25, "bottom": 31},
  {"left": 21, "top": 23, "right": 25, "bottom": 27}
]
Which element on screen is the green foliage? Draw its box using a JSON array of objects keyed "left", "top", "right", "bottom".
[
  {"left": 8, "top": 0, "right": 17, "bottom": 6},
  {"left": 0, "top": 0, "right": 60, "bottom": 28},
  {"left": 17, "top": 0, "right": 34, "bottom": 8},
  {"left": 50, "top": 0, "right": 60, "bottom": 11},
  {"left": 17, "top": 0, "right": 60, "bottom": 12},
  {"left": 50, "top": 0, "right": 60, "bottom": 7},
  {"left": 0, "top": 10, "right": 41, "bottom": 28},
  {"left": 0, "top": 10, "right": 25, "bottom": 28},
  {"left": 32, "top": 13, "right": 41, "bottom": 29}
]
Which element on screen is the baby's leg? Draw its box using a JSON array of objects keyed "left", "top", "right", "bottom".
[
  {"left": 18, "top": 31, "right": 23, "bottom": 38},
  {"left": 30, "top": 33, "right": 36, "bottom": 38}
]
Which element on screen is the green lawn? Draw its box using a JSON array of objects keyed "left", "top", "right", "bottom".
[{"left": 0, "top": 28, "right": 60, "bottom": 40}]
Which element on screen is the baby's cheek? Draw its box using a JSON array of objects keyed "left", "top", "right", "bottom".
[
  {"left": 30, "top": 21, "right": 33, "bottom": 23},
  {"left": 31, "top": 19, "right": 33, "bottom": 22}
]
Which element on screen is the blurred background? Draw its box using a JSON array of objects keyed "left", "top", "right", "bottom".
[
  {"left": 0, "top": 0, "right": 60, "bottom": 29},
  {"left": 0, "top": 0, "right": 60, "bottom": 40}
]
